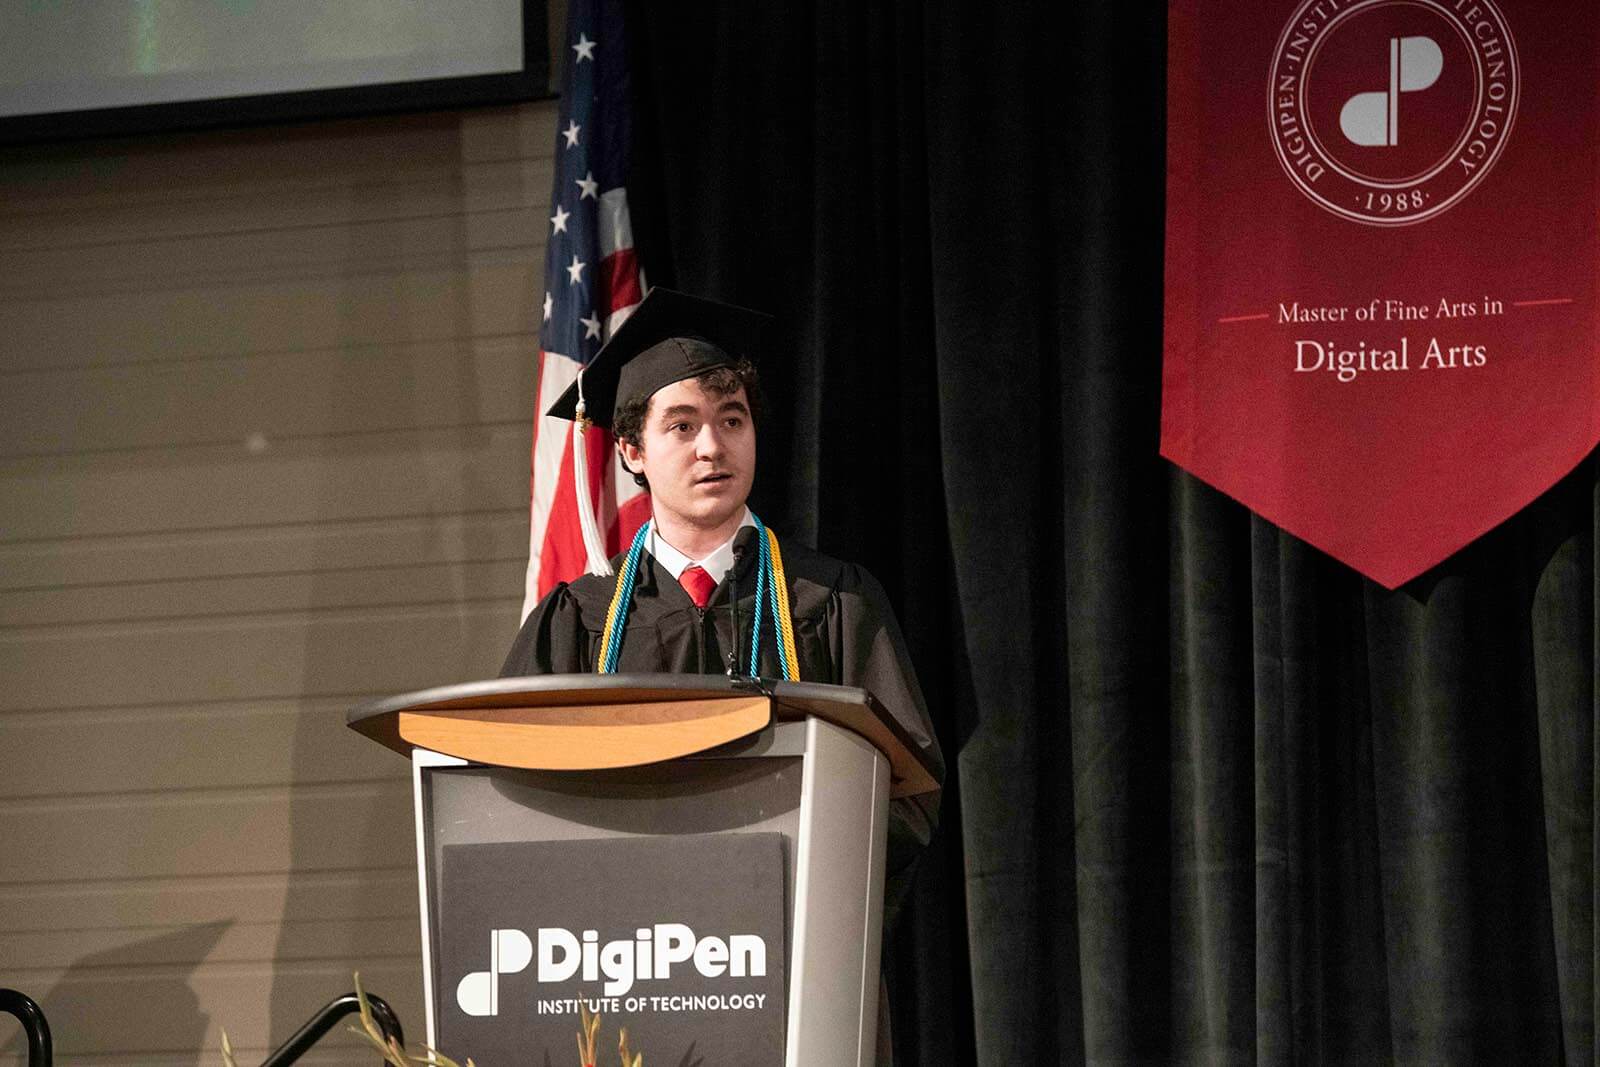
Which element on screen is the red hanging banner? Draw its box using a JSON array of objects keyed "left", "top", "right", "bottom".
[{"left": 1164, "top": 0, "right": 1598, "bottom": 588}]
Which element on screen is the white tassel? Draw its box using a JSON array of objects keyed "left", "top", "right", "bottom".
[{"left": 572, "top": 368, "right": 614, "bottom": 577}]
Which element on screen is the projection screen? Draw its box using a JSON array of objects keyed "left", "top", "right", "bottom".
[{"left": 0, "top": 0, "right": 547, "bottom": 143}]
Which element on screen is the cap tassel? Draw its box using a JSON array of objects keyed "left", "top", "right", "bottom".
[{"left": 572, "top": 367, "right": 615, "bottom": 578}]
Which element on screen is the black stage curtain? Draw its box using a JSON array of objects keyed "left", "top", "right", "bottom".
[{"left": 627, "top": 3, "right": 1595, "bottom": 1062}]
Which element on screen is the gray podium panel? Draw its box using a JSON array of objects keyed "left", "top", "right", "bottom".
[{"left": 787, "top": 716, "right": 891, "bottom": 1065}]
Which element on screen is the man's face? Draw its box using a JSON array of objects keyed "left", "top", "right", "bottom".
[{"left": 619, "top": 376, "right": 755, "bottom": 534}]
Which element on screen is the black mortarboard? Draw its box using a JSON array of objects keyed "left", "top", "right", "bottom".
[{"left": 545, "top": 287, "right": 771, "bottom": 429}]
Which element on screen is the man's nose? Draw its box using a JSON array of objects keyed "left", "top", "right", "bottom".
[{"left": 694, "top": 423, "right": 725, "bottom": 459}]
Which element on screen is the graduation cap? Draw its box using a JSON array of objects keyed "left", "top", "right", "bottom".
[
  {"left": 546, "top": 287, "right": 772, "bottom": 429},
  {"left": 548, "top": 287, "right": 772, "bottom": 580}
]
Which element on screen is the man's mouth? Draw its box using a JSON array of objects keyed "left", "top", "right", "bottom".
[{"left": 695, "top": 472, "right": 733, "bottom": 485}]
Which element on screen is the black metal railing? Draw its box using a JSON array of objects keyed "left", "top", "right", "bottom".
[
  {"left": 1, "top": 984, "right": 399, "bottom": 1067},
  {"left": 259, "top": 991, "right": 404, "bottom": 1067},
  {"left": 0, "top": 989, "right": 52, "bottom": 1067}
]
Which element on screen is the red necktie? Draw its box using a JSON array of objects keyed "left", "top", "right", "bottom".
[{"left": 680, "top": 564, "right": 717, "bottom": 608}]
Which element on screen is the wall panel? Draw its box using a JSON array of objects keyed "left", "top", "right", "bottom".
[{"left": 0, "top": 101, "right": 555, "bottom": 1065}]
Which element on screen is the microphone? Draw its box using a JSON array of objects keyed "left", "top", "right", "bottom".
[{"left": 726, "top": 544, "right": 745, "bottom": 677}]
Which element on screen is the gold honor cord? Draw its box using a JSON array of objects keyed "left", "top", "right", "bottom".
[
  {"left": 766, "top": 526, "right": 800, "bottom": 680},
  {"left": 595, "top": 521, "right": 652, "bottom": 673}
]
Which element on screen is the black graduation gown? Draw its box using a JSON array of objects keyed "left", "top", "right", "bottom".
[{"left": 500, "top": 525, "right": 944, "bottom": 923}]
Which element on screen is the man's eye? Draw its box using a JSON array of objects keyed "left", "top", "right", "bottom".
[
  {"left": 724, "top": 417, "right": 744, "bottom": 429},
  {"left": 672, "top": 422, "right": 693, "bottom": 433}
]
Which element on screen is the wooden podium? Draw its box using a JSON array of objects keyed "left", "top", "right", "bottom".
[{"left": 348, "top": 674, "right": 939, "bottom": 1066}]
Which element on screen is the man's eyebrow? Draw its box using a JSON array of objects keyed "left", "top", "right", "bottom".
[{"left": 655, "top": 399, "right": 750, "bottom": 422}]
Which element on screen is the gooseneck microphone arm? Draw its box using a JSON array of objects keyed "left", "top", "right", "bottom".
[{"left": 726, "top": 544, "right": 745, "bottom": 677}]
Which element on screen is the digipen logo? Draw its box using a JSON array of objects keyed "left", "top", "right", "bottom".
[
  {"left": 455, "top": 924, "right": 769, "bottom": 1011},
  {"left": 456, "top": 929, "right": 533, "bottom": 1017},
  {"left": 1268, "top": 0, "right": 1519, "bottom": 226},
  {"left": 1339, "top": 35, "right": 1442, "bottom": 146}
]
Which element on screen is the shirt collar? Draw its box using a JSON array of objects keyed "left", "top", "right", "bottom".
[{"left": 647, "top": 508, "right": 756, "bottom": 583}]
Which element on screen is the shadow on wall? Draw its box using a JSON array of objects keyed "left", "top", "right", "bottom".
[
  {"left": 266, "top": 115, "right": 490, "bottom": 1045},
  {"left": 0, "top": 921, "right": 230, "bottom": 1065}
]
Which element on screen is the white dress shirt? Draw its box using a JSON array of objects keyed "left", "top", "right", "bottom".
[{"left": 646, "top": 507, "right": 756, "bottom": 585}]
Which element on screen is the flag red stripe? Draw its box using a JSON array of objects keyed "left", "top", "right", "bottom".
[
  {"left": 535, "top": 423, "right": 621, "bottom": 598},
  {"left": 600, "top": 248, "right": 643, "bottom": 316},
  {"left": 611, "top": 488, "right": 652, "bottom": 550},
  {"left": 536, "top": 433, "right": 586, "bottom": 600}
]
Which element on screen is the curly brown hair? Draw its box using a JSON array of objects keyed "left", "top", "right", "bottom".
[{"left": 614, "top": 359, "right": 762, "bottom": 489}]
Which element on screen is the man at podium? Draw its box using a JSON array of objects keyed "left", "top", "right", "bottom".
[{"left": 502, "top": 287, "right": 943, "bottom": 923}]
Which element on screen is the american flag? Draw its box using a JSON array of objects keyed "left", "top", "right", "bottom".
[{"left": 522, "top": 0, "right": 649, "bottom": 619}]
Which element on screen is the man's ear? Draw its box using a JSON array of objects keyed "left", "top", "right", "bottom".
[{"left": 617, "top": 437, "right": 643, "bottom": 475}]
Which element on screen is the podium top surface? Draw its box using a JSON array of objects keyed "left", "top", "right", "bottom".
[{"left": 348, "top": 674, "right": 940, "bottom": 798}]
